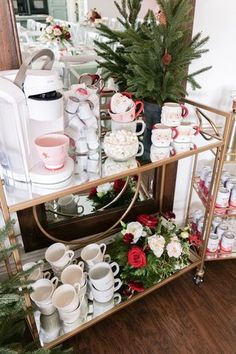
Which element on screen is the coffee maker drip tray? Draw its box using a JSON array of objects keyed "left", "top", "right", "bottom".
[{"left": 29, "top": 157, "right": 74, "bottom": 189}]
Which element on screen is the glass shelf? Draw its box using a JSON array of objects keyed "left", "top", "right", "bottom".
[{"left": 2, "top": 136, "right": 222, "bottom": 213}]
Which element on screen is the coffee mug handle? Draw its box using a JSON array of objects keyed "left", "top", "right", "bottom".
[
  {"left": 171, "top": 127, "right": 179, "bottom": 140},
  {"left": 77, "top": 261, "right": 84, "bottom": 271},
  {"left": 114, "top": 278, "right": 122, "bottom": 292},
  {"left": 51, "top": 276, "right": 59, "bottom": 289},
  {"left": 180, "top": 104, "right": 188, "bottom": 118},
  {"left": 110, "top": 262, "right": 120, "bottom": 277},
  {"left": 194, "top": 126, "right": 200, "bottom": 135},
  {"left": 66, "top": 250, "right": 74, "bottom": 261},
  {"left": 43, "top": 271, "right": 51, "bottom": 279},
  {"left": 134, "top": 100, "right": 144, "bottom": 118},
  {"left": 98, "top": 78, "right": 105, "bottom": 93},
  {"left": 113, "top": 293, "right": 122, "bottom": 305},
  {"left": 136, "top": 121, "right": 146, "bottom": 136},
  {"left": 104, "top": 254, "right": 111, "bottom": 263},
  {"left": 191, "top": 143, "right": 197, "bottom": 150},
  {"left": 100, "top": 243, "right": 106, "bottom": 256},
  {"left": 77, "top": 204, "right": 85, "bottom": 215},
  {"left": 170, "top": 147, "right": 176, "bottom": 156},
  {"left": 136, "top": 142, "right": 144, "bottom": 157}
]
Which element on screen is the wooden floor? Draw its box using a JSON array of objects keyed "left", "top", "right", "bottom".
[{"left": 65, "top": 260, "right": 236, "bottom": 354}]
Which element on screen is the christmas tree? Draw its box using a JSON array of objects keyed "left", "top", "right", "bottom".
[
  {"left": 96, "top": 0, "right": 211, "bottom": 104},
  {"left": 0, "top": 223, "right": 71, "bottom": 354}
]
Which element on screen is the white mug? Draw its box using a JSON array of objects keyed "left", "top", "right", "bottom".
[
  {"left": 174, "top": 122, "right": 200, "bottom": 143},
  {"left": 161, "top": 102, "right": 189, "bottom": 127},
  {"left": 90, "top": 278, "right": 122, "bottom": 303},
  {"left": 83, "top": 115, "right": 98, "bottom": 129},
  {"left": 23, "top": 260, "right": 49, "bottom": 282},
  {"left": 150, "top": 145, "right": 175, "bottom": 162},
  {"left": 151, "top": 123, "right": 178, "bottom": 147},
  {"left": 61, "top": 263, "right": 87, "bottom": 288},
  {"left": 58, "top": 297, "right": 83, "bottom": 324},
  {"left": 74, "top": 155, "right": 88, "bottom": 173},
  {"left": 57, "top": 194, "right": 78, "bottom": 214},
  {"left": 172, "top": 141, "right": 197, "bottom": 153},
  {"left": 52, "top": 283, "right": 81, "bottom": 313},
  {"left": 93, "top": 293, "right": 122, "bottom": 318},
  {"left": 86, "top": 127, "right": 99, "bottom": 150},
  {"left": 111, "top": 120, "right": 146, "bottom": 136},
  {"left": 89, "top": 262, "right": 120, "bottom": 291},
  {"left": 81, "top": 243, "right": 110, "bottom": 268},
  {"left": 45, "top": 243, "right": 74, "bottom": 269},
  {"left": 31, "top": 277, "right": 58, "bottom": 315}
]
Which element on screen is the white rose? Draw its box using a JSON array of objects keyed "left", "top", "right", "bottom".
[
  {"left": 46, "top": 16, "right": 53, "bottom": 23},
  {"left": 121, "top": 221, "right": 145, "bottom": 243},
  {"left": 148, "top": 234, "right": 165, "bottom": 258},
  {"left": 54, "top": 28, "right": 62, "bottom": 36},
  {"left": 97, "top": 183, "right": 113, "bottom": 195},
  {"left": 166, "top": 240, "right": 182, "bottom": 258},
  {"left": 46, "top": 25, "right": 53, "bottom": 34}
]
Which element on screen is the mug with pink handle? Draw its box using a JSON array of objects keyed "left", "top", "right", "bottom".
[
  {"left": 173, "top": 122, "right": 200, "bottom": 143},
  {"left": 161, "top": 102, "right": 189, "bottom": 127},
  {"left": 35, "top": 133, "right": 69, "bottom": 170},
  {"left": 151, "top": 123, "right": 178, "bottom": 147},
  {"left": 109, "top": 100, "right": 144, "bottom": 122}
]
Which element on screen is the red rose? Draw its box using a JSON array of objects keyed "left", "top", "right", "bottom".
[
  {"left": 137, "top": 214, "right": 158, "bottom": 228},
  {"left": 113, "top": 179, "right": 126, "bottom": 193},
  {"left": 128, "top": 281, "right": 145, "bottom": 292},
  {"left": 128, "top": 246, "right": 146, "bottom": 268},
  {"left": 89, "top": 187, "right": 97, "bottom": 198},
  {"left": 123, "top": 233, "right": 134, "bottom": 244},
  {"left": 163, "top": 211, "right": 176, "bottom": 220}
]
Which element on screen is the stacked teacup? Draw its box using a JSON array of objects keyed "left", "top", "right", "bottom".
[
  {"left": 81, "top": 243, "right": 122, "bottom": 315},
  {"left": 45, "top": 242, "right": 75, "bottom": 277},
  {"left": 103, "top": 92, "right": 145, "bottom": 171},
  {"left": 160, "top": 102, "right": 199, "bottom": 154}
]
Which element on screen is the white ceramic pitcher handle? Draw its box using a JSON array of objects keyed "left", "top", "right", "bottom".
[
  {"left": 110, "top": 262, "right": 120, "bottom": 277},
  {"left": 51, "top": 276, "right": 59, "bottom": 289},
  {"left": 77, "top": 261, "right": 84, "bottom": 271},
  {"left": 99, "top": 243, "right": 106, "bottom": 256},
  {"left": 114, "top": 293, "right": 122, "bottom": 305},
  {"left": 74, "top": 283, "right": 81, "bottom": 294},
  {"left": 136, "top": 121, "right": 146, "bottom": 136},
  {"left": 136, "top": 142, "right": 144, "bottom": 157},
  {"left": 114, "top": 278, "right": 122, "bottom": 292},
  {"left": 43, "top": 271, "right": 51, "bottom": 279}
]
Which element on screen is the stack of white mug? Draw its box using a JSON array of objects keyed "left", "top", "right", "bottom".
[
  {"left": 81, "top": 243, "right": 122, "bottom": 317},
  {"left": 151, "top": 102, "right": 199, "bottom": 161}
]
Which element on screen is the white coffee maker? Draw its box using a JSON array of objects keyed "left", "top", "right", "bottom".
[{"left": 0, "top": 49, "right": 74, "bottom": 189}]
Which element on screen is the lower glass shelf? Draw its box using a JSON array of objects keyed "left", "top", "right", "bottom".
[{"left": 40, "top": 251, "right": 200, "bottom": 349}]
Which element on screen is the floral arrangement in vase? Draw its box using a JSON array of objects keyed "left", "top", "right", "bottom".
[
  {"left": 88, "top": 177, "right": 138, "bottom": 210},
  {"left": 109, "top": 212, "right": 199, "bottom": 294},
  {"left": 40, "top": 16, "right": 72, "bottom": 47}
]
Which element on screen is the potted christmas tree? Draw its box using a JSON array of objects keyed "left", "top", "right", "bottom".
[{"left": 96, "top": 0, "right": 211, "bottom": 156}]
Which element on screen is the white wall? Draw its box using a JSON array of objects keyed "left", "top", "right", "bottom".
[
  {"left": 174, "top": 0, "right": 236, "bottom": 223},
  {"left": 87, "top": 0, "right": 157, "bottom": 19}
]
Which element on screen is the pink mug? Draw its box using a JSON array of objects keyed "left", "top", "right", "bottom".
[
  {"left": 35, "top": 133, "right": 69, "bottom": 170},
  {"left": 109, "top": 100, "right": 144, "bottom": 122}
]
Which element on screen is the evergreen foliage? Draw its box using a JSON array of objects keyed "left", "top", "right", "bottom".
[
  {"left": 0, "top": 222, "right": 71, "bottom": 354},
  {"left": 95, "top": 0, "right": 211, "bottom": 104}
]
